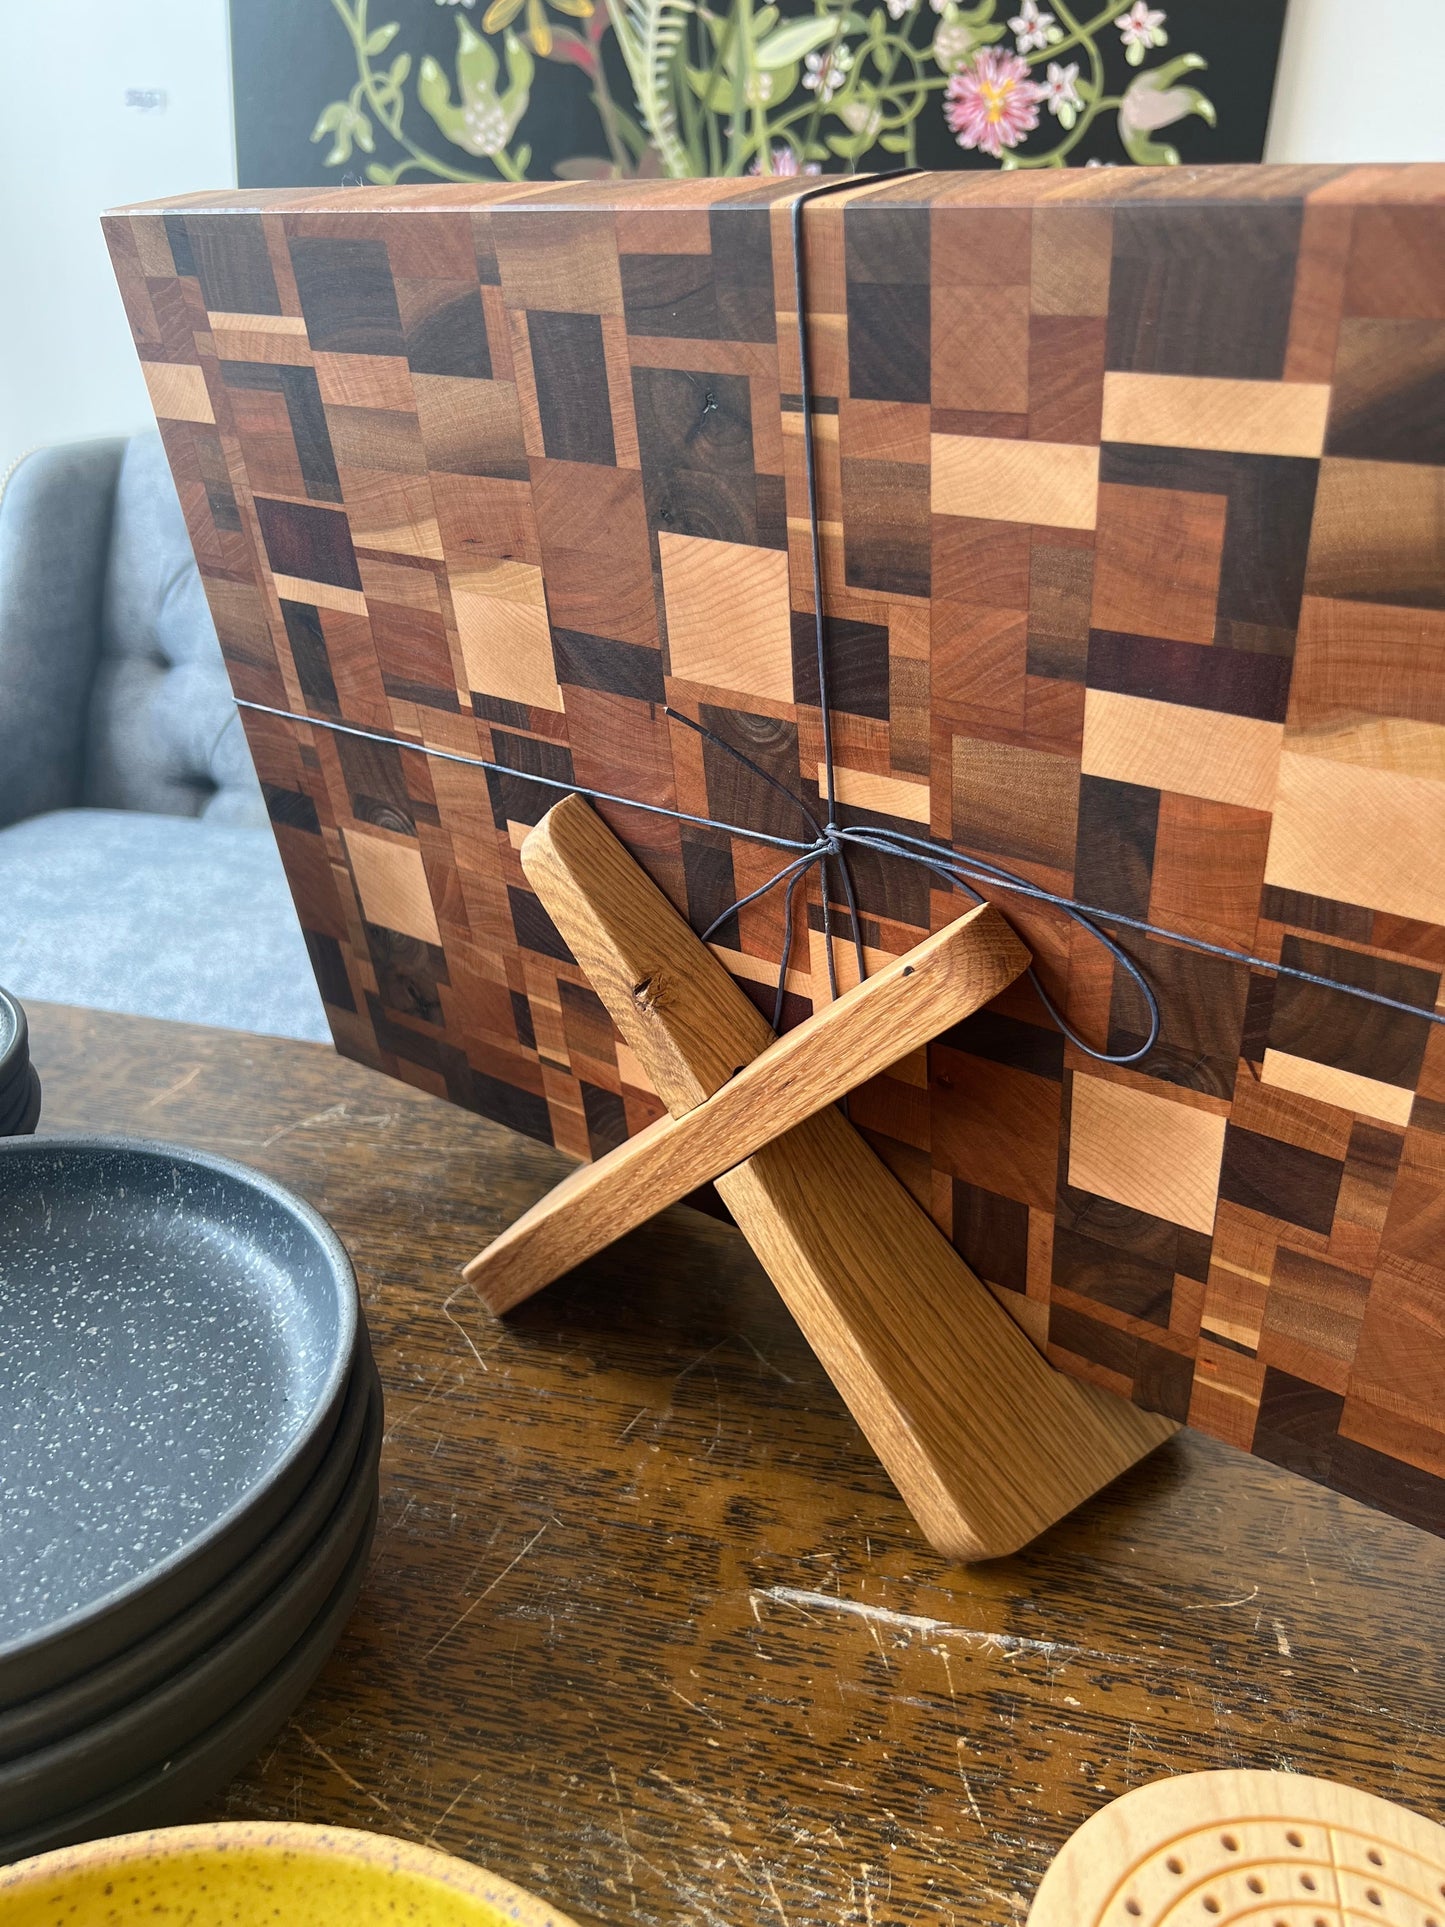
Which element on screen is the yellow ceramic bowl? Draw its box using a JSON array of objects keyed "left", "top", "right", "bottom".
[{"left": 0, "top": 1821, "right": 582, "bottom": 1926}]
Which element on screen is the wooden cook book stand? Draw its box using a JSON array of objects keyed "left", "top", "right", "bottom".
[{"left": 466, "top": 796, "right": 1175, "bottom": 1561}]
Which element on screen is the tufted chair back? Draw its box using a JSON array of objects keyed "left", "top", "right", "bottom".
[
  {"left": 0, "top": 433, "right": 264, "bottom": 830},
  {"left": 84, "top": 434, "right": 263, "bottom": 824}
]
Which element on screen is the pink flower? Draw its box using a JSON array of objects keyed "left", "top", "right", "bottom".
[
  {"left": 747, "top": 146, "right": 821, "bottom": 177},
  {"left": 943, "top": 47, "right": 1042, "bottom": 159}
]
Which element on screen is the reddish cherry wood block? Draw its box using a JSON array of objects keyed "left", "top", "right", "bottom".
[{"left": 106, "top": 166, "right": 1445, "bottom": 1537}]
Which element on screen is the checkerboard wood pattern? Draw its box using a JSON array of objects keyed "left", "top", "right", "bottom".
[{"left": 107, "top": 166, "right": 1445, "bottom": 1536}]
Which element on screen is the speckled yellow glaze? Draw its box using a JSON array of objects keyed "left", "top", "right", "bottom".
[{"left": 0, "top": 1821, "right": 583, "bottom": 1925}]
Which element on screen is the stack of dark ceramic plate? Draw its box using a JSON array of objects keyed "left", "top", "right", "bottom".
[
  {"left": 0, "top": 1136, "right": 382, "bottom": 1860},
  {"left": 0, "top": 987, "right": 41, "bottom": 1137}
]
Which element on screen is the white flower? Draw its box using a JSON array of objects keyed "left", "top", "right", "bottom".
[
  {"left": 1040, "top": 58, "right": 1080, "bottom": 124},
  {"left": 462, "top": 100, "right": 510, "bottom": 154},
  {"left": 802, "top": 42, "right": 853, "bottom": 102},
  {"left": 1118, "top": 1, "right": 1167, "bottom": 65},
  {"left": 435, "top": 0, "right": 477, "bottom": 7},
  {"left": 886, "top": 0, "right": 919, "bottom": 17},
  {"left": 839, "top": 98, "right": 883, "bottom": 139},
  {"left": 744, "top": 68, "right": 778, "bottom": 105},
  {"left": 1008, "top": 0, "right": 1055, "bottom": 54},
  {"left": 931, "top": 19, "right": 974, "bottom": 68}
]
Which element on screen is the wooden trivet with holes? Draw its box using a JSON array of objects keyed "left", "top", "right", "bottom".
[{"left": 1027, "top": 1769, "right": 1445, "bottom": 1927}]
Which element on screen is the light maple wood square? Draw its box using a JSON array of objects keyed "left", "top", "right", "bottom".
[
  {"left": 1101, "top": 373, "right": 1331, "bottom": 459},
  {"left": 449, "top": 556, "right": 563, "bottom": 711},
  {"left": 1264, "top": 749, "right": 1445, "bottom": 925},
  {"left": 142, "top": 362, "right": 213, "bottom": 424},
  {"left": 1069, "top": 1076, "right": 1226, "bottom": 1235},
  {"left": 659, "top": 532, "right": 794, "bottom": 704},
  {"left": 1082, "top": 689, "right": 1282, "bottom": 812},
  {"left": 342, "top": 828, "right": 441, "bottom": 943},
  {"left": 932, "top": 434, "right": 1098, "bottom": 531},
  {"left": 1092, "top": 482, "right": 1227, "bottom": 646}
]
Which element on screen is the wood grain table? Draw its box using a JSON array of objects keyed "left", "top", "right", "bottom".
[{"left": 27, "top": 1002, "right": 1445, "bottom": 1927}]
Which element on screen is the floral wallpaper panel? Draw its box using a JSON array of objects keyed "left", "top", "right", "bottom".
[{"left": 230, "top": 0, "right": 1290, "bottom": 186}]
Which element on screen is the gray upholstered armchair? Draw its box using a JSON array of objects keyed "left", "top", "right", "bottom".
[{"left": 0, "top": 434, "right": 326, "bottom": 1040}]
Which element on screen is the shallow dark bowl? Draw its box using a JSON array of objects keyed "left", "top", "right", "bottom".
[
  {"left": 0, "top": 1368, "right": 382, "bottom": 1830},
  {"left": 0, "top": 1066, "right": 42, "bottom": 1139},
  {"left": 0, "top": 1136, "right": 360, "bottom": 1704},
  {"left": 0, "top": 1497, "right": 378, "bottom": 1863},
  {"left": 0, "top": 1343, "right": 379, "bottom": 1763},
  {"left": 0, "top": 986, "right": 28, "bottom": 1096}
]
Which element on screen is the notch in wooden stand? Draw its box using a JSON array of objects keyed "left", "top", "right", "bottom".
[{"left": 466, "top": 797, "right": 1175, "bottom": 1562}]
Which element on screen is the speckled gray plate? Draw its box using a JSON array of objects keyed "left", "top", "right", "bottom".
[
  {"left": 0, "top": 1494, "right": 378, "bottom": 1863},
  {"left": 0, "top": 1343, "right": 379, "bottom": 1763},
  {"left": 0, "top": 1364, "right": 382, "bottom": 1831},
  {"left": 0, "top": 1136, "right": 360, "bottom": 1704}
]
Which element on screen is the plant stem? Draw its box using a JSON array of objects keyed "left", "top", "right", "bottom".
[
  {"left": 1012, "top": 91, "right": 1117, "bottom": 165},
  {"left": 329, "top": 0, "right": 500, "bottom": 184},
  {"left": 1050, "top": 0, "right": 1103, "bottom": 100},
  {"left": 1023, "top": 0, "right": 1127, "bottom": 65},
  {"left": 696, "top": 7, "right": 737, "bottom": 175},
  {"left": 732, "top": 0, "right": 769, "bottom": 174}
]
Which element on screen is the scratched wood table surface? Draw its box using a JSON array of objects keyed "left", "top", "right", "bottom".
[{"left": 27, "top": 1001, "right": 1445, "bottom": 1927}]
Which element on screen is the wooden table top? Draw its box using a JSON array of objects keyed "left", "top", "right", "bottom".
[{"left": 27, "top": 1002, "right": 1445, "bottom": 1926}]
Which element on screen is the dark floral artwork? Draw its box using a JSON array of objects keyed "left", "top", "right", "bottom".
[{"left": 232, "top": 0, "right": 1289, "bottom": 186}]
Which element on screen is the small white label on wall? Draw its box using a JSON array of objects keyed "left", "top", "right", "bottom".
[{"left": 124, "top": 88, "right": 168, "bottom": 113}]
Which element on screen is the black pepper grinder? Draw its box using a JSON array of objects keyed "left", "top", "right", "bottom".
[{"left": 0, "top": 986, "right": 41, "bottom": 1136}]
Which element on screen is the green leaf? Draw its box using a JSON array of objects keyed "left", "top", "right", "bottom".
[
  {"left": 685, "top": 61, "right": 736, "bottom": 110},
  {"left": 1142, "top": 50, "right": 1208, "bottom": 90},
  {"left": 755, "top": 14, "right": 843, "bottom": 66},
  {"left": 502, "top": 30, "right": 535, "bottom": 116},
  {"left": 418, "top": 52, "right": 464, "bottom": 140},
  {"left": 366, "top": 161, "right": 403, "bottom": 183},
  {"left": 388, "top": 52, "right": 412, "bottom": 87},
  {"left": 513, "top": 142, "right": 533, "bottom": 171},
  {"left": 310, "top": 100, "right": 348, "bottom": 140},
  {"left": 363, "top": 21, "right": 400, "bottom": 55},
  {"left": 456, "top": 16, "right": 500, "bottom": 97},
  {"left": 879, "top": 129, "right": 909, "bottom": 152},
  {"left": 419, "top": 54, "right": 451, "bottom": 114},
  {"left": 352, "top": 111, "right": 375, "bottom": 151},
  {"left": 752, "top": 5, "right": 780, "bottom": 35},
  {"left": 610, "top": 101, "right": 652, "bottom": 157}
]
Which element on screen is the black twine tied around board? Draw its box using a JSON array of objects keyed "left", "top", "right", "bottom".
[{"left": 668, "top": 174, "right": 1160, "bottom": 1062}]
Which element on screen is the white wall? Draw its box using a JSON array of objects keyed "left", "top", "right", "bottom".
[
  {"left": 0, "top": 0, "right": 235, "bottom": 480},
  {"left": 1267, "top": 0, "right": 1445, "bottom": 163}
]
